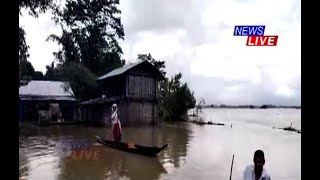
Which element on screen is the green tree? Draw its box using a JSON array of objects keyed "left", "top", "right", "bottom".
[
  {"left": 19, "top": 0, "right": 56, "bottom": 85},
  {"left": 43, "top": 61, "right": 99, "bottom": 100},
  {"left": 160, "top": 73, "right": 196, "bottom": 121},
  {"left": 19, "top": 0, "right": 56, "bottom": 62},
  {"left": 32, "top": 71, "right": 45, "bottom": 80},
  {"left": 45, "top": 0, "right": 126, "bottom": 100},
  {"left": 20, "top": 60, "right": 35, "bottom": 81},
  {"left": 137, "top": 54, "right": 196, "bottom": 121},
  {"left": 137, "top": 53, "right": 166, "bottom": 76},
  {"left": 19, "top": 0, "right": 55, "bottom": 17},
  {"left": 57, "top": 62, "right": 99, "bottom": 100},
  {"left": 50, "top": 0, "right": 125, "bottom": 76},
  {"left": 46, "top": 30, "right": 81, "bottom": 64},
  {"left": 19, "top": 28, "right": 30, "bottom": 63},
  {"left": 45, "top": 62, "right": 60, "bottom": 80}
]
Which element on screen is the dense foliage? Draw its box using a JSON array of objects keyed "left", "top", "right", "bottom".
[
  {"left": 57, "top": 62, "right": 99, "bottom": 100},
  {"left": 137, "top": 53, "right": 196, "bottom": 121},
  {"left": 42, "top": 0, "right": 125, "bottom": 100},
  {"left": 49, "top": 0, "right": 125, "bottom": 75}
]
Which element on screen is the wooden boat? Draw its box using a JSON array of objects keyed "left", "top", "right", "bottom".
[{"left": 96, "top": 136, "right": 168, "bottom": 157}]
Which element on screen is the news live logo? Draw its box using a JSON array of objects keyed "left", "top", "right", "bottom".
[
  {"left": 57, "top": 138, "right": 101, "bottom": 160},
  {"left": 233, "top": 25, "right": 278, "bottom": 46}
]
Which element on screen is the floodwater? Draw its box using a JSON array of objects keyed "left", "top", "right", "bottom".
[{"left": 19, "top": 108, "right": 301, "bottom": 180}]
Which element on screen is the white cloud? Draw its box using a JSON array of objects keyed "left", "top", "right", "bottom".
[
  {"left": 19, "top": 10, "right": 61, "bottom": 73},
  {"left": 276, "top": 86, "right": 295, "bottom": 97},
  {"left": 128, "top": 30, "right": 186, "bottom": 60}
]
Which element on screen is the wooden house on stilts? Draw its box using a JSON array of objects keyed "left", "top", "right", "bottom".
[{"left": 81, "top": 60, "right": 165, "bottom": 126}]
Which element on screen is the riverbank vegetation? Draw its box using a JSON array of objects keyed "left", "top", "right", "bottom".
[
  {"left": 137, "top": 53, "right": 196, "bottom": 121},
  {"left": 204, "top": 104, "right": 301, "bottom": 109}
]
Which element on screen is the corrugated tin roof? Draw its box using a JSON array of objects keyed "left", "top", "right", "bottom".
[
  {"left": 81, "top": 96, "right": 123, "bottom": 105},
  {"left": 97, "top": 61, "right": 145, "bottom": 80},
  {"left": 19, "top": 80, "right": 75, "bottom": 97},
  {"left": 20, "top": 96, "right": 77, "bottom": 101}
]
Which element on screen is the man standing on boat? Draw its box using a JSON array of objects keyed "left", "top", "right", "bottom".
[
  {"left": 111, "top": 103, "right": 122, "bottom": 143},
  {"left": 243, "top": 150, "right": 271, "bottom": 180}
]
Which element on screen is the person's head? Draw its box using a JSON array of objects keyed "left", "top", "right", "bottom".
[
  {"left": 112, "top": 103, "right": 117, "bottom": 112},
  {"left": 253, "top": 150, "right": 265, "bottom": 170}
]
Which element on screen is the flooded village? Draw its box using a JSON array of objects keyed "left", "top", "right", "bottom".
[
  {"left": 19, "top": 59, "right": 301, "bottom": 180},
  {"left": 20, "top": 60, "right": 164, "bottom": 127},
  {"left": 19, "top": 0, "right": 300, "bottom": 180}
]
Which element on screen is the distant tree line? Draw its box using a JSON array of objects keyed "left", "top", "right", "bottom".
[
  {"left": 203, "top": 104, "right": 300, "bottom": 109},
  {"left": 19, "top": 0, "right": 196, "bottom": 121}
]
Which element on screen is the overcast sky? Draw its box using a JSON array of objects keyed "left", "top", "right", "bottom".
[{"left": 19, "top": 0, "right": 301, "bottom": 106}]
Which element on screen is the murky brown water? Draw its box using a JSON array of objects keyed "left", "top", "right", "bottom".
[
  {"left": 19, "top": 109, "right": 301, "bottom": 180},
  {"left": 19, "top": 122, "right": 190, "bottom": 180}
]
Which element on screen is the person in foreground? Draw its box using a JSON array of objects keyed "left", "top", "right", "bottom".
[
  {"left": 243, "top": 150, "right": 271, "bottom": 180},
  {"left": 111, "top": 103, "right": 122, "bottom": 144}
]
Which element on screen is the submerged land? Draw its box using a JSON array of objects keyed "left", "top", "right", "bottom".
[
  {"left": 202, "top": 104, "right": 301, "bottom": 109},
  {"left": 19, "top": 108, "right": 301, "bottom": 180}
]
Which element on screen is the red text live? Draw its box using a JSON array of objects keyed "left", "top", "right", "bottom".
[
  {"left": 246, "top": 36, "right": 278, "bottom": 46},
  {"left": 70, "top": 150, "right": 100, "bottom": 160}
]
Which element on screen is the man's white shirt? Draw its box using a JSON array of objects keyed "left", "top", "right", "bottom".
[{"left": 243, "top": 165, "right": 271, "bottom": 180}]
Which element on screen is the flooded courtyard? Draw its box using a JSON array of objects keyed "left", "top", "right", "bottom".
[{"left": 19, "top": 108, "right": 301, "bottom": 180}]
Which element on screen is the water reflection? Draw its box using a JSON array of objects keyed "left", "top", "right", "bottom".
[
  {"left": 19, "top": 150, "right": 29, "bottom": 177},
  {"left": 58, "top": 144, "right": 168, "bottom": 180},
  {"left": 156, "top": 123, "right": 191, "bottom": 169},
  {"left": 59, "top": 145, "right": 107, "bottom": 180},
  {"left": 19, "top": 136, "right": 61, "bottom": 179},
  {"left": 19, "top": 123, "right": 192, "bottom": 180}
]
